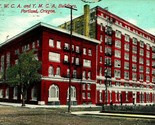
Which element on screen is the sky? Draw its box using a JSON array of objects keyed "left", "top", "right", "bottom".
[{"left": 0, "top": 0, "right": 155, "bottom": 44}]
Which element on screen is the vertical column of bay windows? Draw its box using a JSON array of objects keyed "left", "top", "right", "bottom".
[{"left": 151, "top": 46, "right": 155, "bottom": 84}]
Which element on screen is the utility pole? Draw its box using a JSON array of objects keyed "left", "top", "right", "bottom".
[{"left": 65, "top": 5, "right": 77, "bottom": 113}]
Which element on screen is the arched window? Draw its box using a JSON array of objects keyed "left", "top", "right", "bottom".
[
  {"left": 5, "top": 88, "right": 9, "bottom": 99},
  {"left": 31, "top": 86, "right": 37, "bottom": 101},
  {"left": 13, "top": 86, "right": 18, "bottom": 99},
  {"left": 48, "top": 66, "right": 54, "bottom": 76},
  {"left": 48, "top": 84, "right": 59, "bottom": 101},
  {"left": 67, "top": 86, "right": 77, "bottom": 101},
  {"left": 56, "top": 67, "right": 61, "bottom": 76}
]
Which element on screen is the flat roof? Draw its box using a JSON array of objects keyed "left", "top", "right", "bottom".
[{"left": 0, "top": 22, "right": 100, "bottom": 48}]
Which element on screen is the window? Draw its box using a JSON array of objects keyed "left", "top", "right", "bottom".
[
  {"left": 83, "top": 84, "right": 86, "bottom": 90},
  {"left": 115, "top": 50, "right": 121, "bottom": 58},
  {"left": 152, "top": 69, "right": 155, "bottom": 75},
  {"left": 31, "top": 86, "right": 37, "bottom": 101},
  {"left": 152, "top": 46, "right": 155, "bottom": 52},
  {"left": 132, "top": 73, "right": 137, "bottom": 80},
  {"left": 49, "top": 52, "right": 60, "bottom": 62},
  {"left": 48, "top": 66, "right": 54, "bottom": 76},
  {"left": 132, "top": 46, "right": 137, "bottom": 53},
  {"left": 115, "top": 40, "right": 121, "bottom": 48},
  {"left": 67, "top": 86, "right": 76, "bottom": 101},
  {"left": 82, "top": 92, "right": 86, "bottom": 99},
  {"left": 15, "top": 49, "right": 19, "bottom": 55},
  {"left": 37, "top": 40, "right": 40, "bottom": 47},
  {"left": 105, "top": 57, "right": 111, "bottom": 66},
  {"left": 124, "top": 53, "right": 129, "bottom": 60},
  {"left": 114, "top": 59, "right": 121, "bottom": 68},
  {"left": 105, "top": 68, "right": 111, "bottom": 77},
  {"left": 0, "top": 89, "right": 3, "bottom": 98},
  {"left": 140, "top": 41, "right": 144, "bottom": 48},
  {"left": 87, "top": 93, "right": 91, "bottom": 99},
  {"left": 125, "top": 34, "right": 130, "bottom": 42},
  {"left": 57, "top": 41, "right": 61, "bottom": 49},
  {"left": 105, "top": 47, "right": 112, "bottom": 56},
  {"left": 124, "top": 62, "right": 129, "bottom": 70},
  {"left": 132, "top": 55, "right": 137, "bottom": 62},
  {"left": 56, "top": 67, "right": 61, "bottom": 76},
  {"left": 132, "top": 64, "right": 137, "bottom": 71},
  {"left": 49, "top": 39, "right": 54, "bottom": 47},
  {"left": 73, "top": 70, "right": 77, "bottom": 78},
  {"left": 115, "top": 30, "right": 121, "bottom": 38},
  {"left": 100, "top": 23, "right": 103, "bottom": 31},
  {"left": 132, "top": 38, "right": 137, "bottom": 45},
  {"left": 5, "top": 88, "right": 9, "bottom": 99},
  {"left": 124, "top": 72, "right": 129, "bottom": 79},
  {"left": 75, "top": 58, "right": 79, "bottom": 65},
  {"left": 67, "top": 69, "right": 70, "bottom": 77},
  {"left": 99, "top": 91, "right": 102, "bottom": 102},
  {"left": 126, "top": 92, "right": 128, "bottom": 101},
  {"left": 139, "top": 58, "right": 144, "bottom": 64},
  {"left": 146, "top": 67, "right": 150, "bottom": 74},
  {"left": 146, "top": 60, "right": 150, "bottom": 66},
  {"left": 13, "top": 86, "right": 18, "bottom": 99},
  {"left": 146, "top": 76, "right": 150, "bottom": 82},
  {"left": 88, "top": 49, "right": 92, "bottom": 56},
  {"left": 140, "top": 49, "right": 144, "bottom": 56},
  {"left": 83, "top": 48, "right": 86, "bottom": 55},
  {"left": 114, "top": 70, "right": 121, "bottom": 78},
  {"left": 124, "top": 43, "right": 130, "bottom": 51},
  {"left": 146, "top": 51, "right": 150, "bottom": 58},
  {"left": 64, "top": 55, "right": 69, "bottom": 63},
  {"left": 87, "top": 84, "right": 91, "bottom": 90},
  {"left": 139, "top": 65, "right": 143, "bottom": 73},
  {"left": 76, "top": 46, "right": 80, "bottom": 53},
  {"left": 105, "top": 37, "right": 112, "bottom": 45},
  {"left": 64, "top": 43, "right": 69, "bottom": 50},
  {"left": 88, "top": 72, "right": 91, "bottom": 79},
  {"left": 139, "top": 74, "right": 144, "bottom": 81},
  {"left": 105, "top": 26, "right": 112, "bottom": 35},
  {"left": 48, "top": 84, "right": 59, "bottom": 101},
  {"left": 83, "top": 59, "right": 91, "bottom": 67},
  {"left": 83, "top": 71, "right": 86, "bottom": 79}
]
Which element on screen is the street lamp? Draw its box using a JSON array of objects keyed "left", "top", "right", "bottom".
[{"left": 65, "top": 5, "right": 77, "bottom": 113}]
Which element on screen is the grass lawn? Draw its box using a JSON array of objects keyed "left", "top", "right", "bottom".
[{"left": 0, "top": 105, "right": 155, "bottom": 125}]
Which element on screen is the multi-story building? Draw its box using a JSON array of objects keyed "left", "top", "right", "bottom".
[
  {"left": 0, "top": 22, "right": 100, "bottom": 105},
  {"left": 1, "top": 4, "right": 155, "bottom": 106},
  {"left": 60, "top": 4, "right": 155, "bottom": 105}
]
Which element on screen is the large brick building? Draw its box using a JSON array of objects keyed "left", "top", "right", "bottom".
[
  {"left": 0, "top": 5, "right": 155, "bottom": 106},
  {"left": 60, "top": 4, "right": 155, "bottom": 106}
]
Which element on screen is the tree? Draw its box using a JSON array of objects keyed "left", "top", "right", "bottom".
[{"left": 6, "top": 50, "right": 41, "bottom": 106}]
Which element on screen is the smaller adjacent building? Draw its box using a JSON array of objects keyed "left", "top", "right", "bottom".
[{"left": 0, "top": 22, "right": 100, "bottom": 105}]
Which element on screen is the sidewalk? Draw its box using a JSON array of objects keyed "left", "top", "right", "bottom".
[
  {"left": 72, "top": 111, "right": 155, "bottom": 119},
  {"left": 1, "top": 102, "right": 155, "bottom": 119}
]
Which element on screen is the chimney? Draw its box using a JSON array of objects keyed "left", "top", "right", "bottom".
[{"left": 84, "top": 4, "right": 90, "bottom": 37}]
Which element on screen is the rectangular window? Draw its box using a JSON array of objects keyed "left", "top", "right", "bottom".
[
  {"left": 140, "top": 49, "right": 144, "bottom": 56},
  {"left": 124, "top": 43, "right": 129, "bottom": 51},
  {"left": 76, "top": 46, "right": 80, "bottom": 53},
  {"left": 57, "top": 41, "right": 61, "bottom": 49},
  {"left": 75, "top": 58, "right": 79, "bottom": 65},
  {"left": 87, "top": 84, "right": 91, "bottom": 90},
  {"left": 139, "top": 65, "right": 144, "bottom": 72},
  {"left": 88, "top": 72, "right": 91, "bottom": 79},
  {"left": 146, "top": 60, "right": 150, "bottom": 66},
  {"left": 146, "top": 44, "right": 150, "bottom": 50},
  {"left": 114, "top": 70, "right": 121, "bottom": 78},
  {"left": 132, "top": 46, "right": 137, "bottom": 53},
  {"left": 125, "top": 34, "right": 130, "bottom": 42},
  {"left": 73, "top": 70, "right": 77, "bottom": 78},
  {"left": 49, "top": 52, "right": 60, "bottom": 62},
  {"left": 115, "top": 30, "right": 121, "bottom": 39},
  {"left": 132, "top": 64, "right": 137, "bottom": 71},
  {"left": 146, "top": 67, "right": 150, "bottom": 74},
  {"left": 139, "top": 74, "right": 144, "bottom": 81},
  {"left": 124, "top": 53, "right": 129, "bottom": 60},
  {"left": 83, "top": 48, "right": 86, "bottom": 55},
  {"left": 83, "top": 84, "right": 86, "bottom": 90},
  {"left": 99, "top": 67, "right": 102, "bottom": 75},
  {"left": 105, "top": 58, "right": 111, "bottom": 66},
  {"left": 114, "top": 59, "right": 121, "bottom": 68},
  {"left": 132, "top": 55, "right": 137, "bottom": 62},
  {"left": 115, "top": 50, "right": 121, "bottom": 58},
  {"left": 82, "top": 92, "right": 86, "bottom": 99},
  {"left": 83, "top": 59, "right": 91, "bottom": 68},
  {"left": 105, "top": 37, "right": 112, "bottom": 45},
  {"left": 124, "top": 72, "right": 129, "bottom": 79},
  {"left": 132, "top": 37, "right": 137, "bottom": 45},
  {"left": 124, "top": 62, "right": 129, "bottom": 70},
  {"left": 140, "top": 41, "right": 144, "bottom": 48},
  {"left": 64, "top": 55, "right": 69, "bottom": 63},
  {"left": 105, "top": 47, "right": 112, "bottom": 56},
  {"left": 64, "top": 43, "right": 69, "bottom": 50},
  {"left": 100, "top": 45, "right": 102, "bottom": 52},
  {"left": 88, "top": 49, "right": 92, "bottom": 56},
  {"left": 49, "top": 39, "right": 54, "bottom": 47},
  {"left": 87, "top": 93, "right": 91, "bottom": 99},
  {"left": 83, "top": 71, "right": 86, "bottom": 79},
  {"left": 139, "top": 58, "right": 144, "bottom": 64},
  {"left": 115, "top": 40, "right": 121, "bottom": 48},
  {"left": 132, "top": 73, "right": 137, "bottom": 80},
  {"left": 146, "top": 51, "right": 150, "bottom": 58}
]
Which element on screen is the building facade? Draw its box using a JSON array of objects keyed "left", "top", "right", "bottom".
[
  {"left": 60, "top": 5, "right": 155, "bottom": 106},
  {"left": 1, "top": 5, "right": 155, "bottom": 106},
  {"left": 0, "top": 23, "right": 100, "bottom": 105}
]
